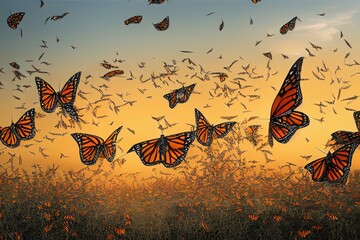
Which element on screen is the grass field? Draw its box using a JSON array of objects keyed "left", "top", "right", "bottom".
[{"left": 1, "top": 140, "right": 360, "bottom": 240}]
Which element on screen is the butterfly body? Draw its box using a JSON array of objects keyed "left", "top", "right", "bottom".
[
  {"left": 195, "top": 108, "right": 236, "bottom": 146},
  {"left": 35, "top": 71, "right": 81, "bottom": 122},
  {"left": 128, "top": 131, "right": 195, "bottom": 168},
  {"left": 268, "top": 57, "right": 309, "bottom": 147},
  {"left": 0, "top": 108, "right": 36, "bottom": 148},
  {"left": 163, "top": 83, "right": 196, "bottom": 108},
  {"left": 304, "top": 143, "right": 358, "bottom": 184},
  {"left": 72, "top": 126, "right": 122, "bottom": 165}
]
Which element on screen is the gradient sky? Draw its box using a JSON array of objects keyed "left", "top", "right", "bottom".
[{"left": 0, "top": 0, "right": 359, "bottom": 177}]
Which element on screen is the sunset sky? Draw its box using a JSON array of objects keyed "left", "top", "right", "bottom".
[{"left": 0, "top": 0, "right": 359, "bottom": 176}]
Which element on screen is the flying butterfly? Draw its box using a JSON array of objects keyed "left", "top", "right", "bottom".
[
  {"left": 0, "top": 108, "right": 35, "bottom": 148},
  {"left": 330, "top": 111, "right": 360, "bottom": 146},
  {"left": 304, "top": 143, "right": 358, "bottom": 184},
  {"left": 195, "top": 108, "right": 236, "bottom": 146},
  {"left": 153, "top": 16, "right": 169, "bottom": 31},
  {"left": 51, "top": 12, "right": 69, "bottom": 21},
  {"left": 35, "top": 71, "right": 81, "bottom": 122},
  {"left": 101, "top": 70, "right": 124, "bottom": 80},
  {"left": 251, "top": 0, "right": 261, "bottom": 3},
  {"left": 72, "top": 126, "right": 123, "bottom": 165},
  {"left": 148, "top": 0, "right": 167, "bottom": 4},
  {"left": 280, "top": 16, "right": 301, "bottom": 35},
  {"left": 128, "top": 131, "right": 195, "bottom": 168},
  {"left": 7, "top": 12, "right": 25, "bottom": 29},
  {"left": 124, "top": 15, "right": 143, "bottom": 25},
  {"left": 163, "top": 83, "right": 196, "bottom": 109},
  {"left": 268, "top": 57, "right": 309, "bottom": 147}
]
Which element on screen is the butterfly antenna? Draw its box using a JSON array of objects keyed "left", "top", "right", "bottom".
[{"left": 315, "top": 147, "right": 327, "bottom": 155}]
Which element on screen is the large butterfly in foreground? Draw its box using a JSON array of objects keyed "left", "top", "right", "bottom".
[
  {"left": 268, "top": 57, "right": 309, "bottom": 147},
  {"left": 163, "top": 83, "right": 196, "bottom": 109},
  {"left": 35, "top": 71, "right": 81, "bottom": 122},
  {"left": 330, "top": 111, "right": 360, "bottom": 146},
  {"left": 71, "top": 126, "right": 123, "bottom": 165},
  {"left": 153, "top": 16, "right": 169, "bottom": 31},
  {"left": 304, "top": 143, "right": 358, "bottom": 184},
  {"left": 0, "top": 108, "right": 35, "bottom": 148},
  {"left": 195, "top": 108, "right": 236, "bottom": 146},
  {"left": 7, "top": 12, "right": 25, "bottom": 29},
  {"left": 280, "top": 16, "right": 301, "bottom": 35},
  {"left": 128, "top": 131, "right": 195, "bottom": 168}
]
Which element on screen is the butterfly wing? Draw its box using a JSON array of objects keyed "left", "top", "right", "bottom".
[
  {"left": 71, "top": 133, "right": 104, "bottom": 165},
  {"left": 161, "top": 131, "right": 195, "bottom": 167},
  {"left": 269, "top": 111, "right": 309, "bottom": 145},
  {"left": 304, "top": 155, "right": 328, "bottom": 181},
  {"left": 331, "top": 130, "right": 360, "bottom": 145},
  {"left": 212, "top": 122, "right": 236, "bottom": 139},
  {"left": 128, "top": 137, "right": 162, "bottom": 166},
  {"left": 178, "top": 83, "right": 196, "bottom": 103},
  {"left": 100, "top": 126, "right": 123, "bottom": 162},
  {"left": 14, "top": 108, "right": 36, "bottom": 140},
  {"left": 280, "top": 16, "right": 298, "bottom": 35},
  {"left": 7, "top": 12, "right": 25, "bottom": 29},
  {"left": 323, "top": 143, "right": 357, "bottom": 183},
  {"left": 163, "top": 91, "right": 178, "bottom": 108},
  {"left": 59, "top": 71, "right": 81, "bottom": 106},
  {"left": 153, "top": 16, "right": 169, "bottom": 31},
  {"left": 0, "top": 126, "right": 20, "bottom": 148},
  {"left": 35, "top": 77, "right": 58, "bottom": 113},
  {"left": 268, "top": 57, "right": 309, "bottom": 146},
  {"left": 195, "top": 108, "right": 212, "bottom": 146}
]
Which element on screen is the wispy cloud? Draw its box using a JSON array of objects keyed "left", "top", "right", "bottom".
[{"left": 296, "top": 10, "right": 358, "bottom": 41}]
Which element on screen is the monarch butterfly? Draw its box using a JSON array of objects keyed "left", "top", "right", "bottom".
[
  {"left": 7, "top": 12, "right": 25, "bottom": 29},
  {"left": 101, "top": 70, "right": 124, "bottom": 80},
  {"left": 268, "top": 57, "right": 309, "bottom": 147},
  {"left": 297, "top": 230, "right": 311, "bottom": 238},
  {"left": 331, "top": 111, "right": 360, "bottom": 145},
  {"left": 124, "top": 15, "right": 143, "bottom": 25},
  {"left": 248, "top": 214, "right": 260, "bottom": 221},
  {"left": 0, "top": 108, "right": 35, "bottom": 148},
  {"left": 153, "top": 16, "right": 169, "bottom": 31},
  {"left": 280, "top": 16, "right": 301, "bottom": 35},
  {"left": 251, "top": 0, "right": 261, "bottom": 3},
  {"left": 35, "top": 71, "right": 81, "bottom": 122},
  {"left": 304, "top": 143, "right": 358, "bottom": 184},
  {"left": 263, "top": 52, "right": 272, "bottom": 60},
  {"left": 326, "top": 212, "right": 338, "bottom": 220},
  {"left": 127, "top": 131, "right": 195, "bottom": 168},
  {"left": 71, "top": 126, "right": 123, "bottom": 165},
  {"left": 163, "top": 83, "right": 196, "bottom": 109},
  {"left": 195, "top": 108, "right": 236, "bottom": 146},
  {"left": 50, "top": 12, "right": 69, "bottom": 21}
]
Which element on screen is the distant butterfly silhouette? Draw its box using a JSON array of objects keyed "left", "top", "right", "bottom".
[
  {"left": 195, "top": 108, "right": 236, "bottom": 146},
  {"left": 0, "top": 108, "right": 35, "bottom": 148},
  {"left": 7, "top": 12, "right": 25, "bottom": 29},
  {"left": 268, "top": 57, "right": 309, "bottom": 147},
  {"left": 71, "top": 126, "right": 123, "bottom": 165},
  {"left": 128, "top": 131, "right": 195, "bottom": 168},
  {"left": 148, "top": 0, "right": 167, "bottom": 5},
  {"left": 331, "top": 111, "right": 360, "bottom": 145},
  {"left": 124, "top": 15, "right": 143, "bottom": 25},
  {"left": 251, "top": 0, "right": 261, "bottom": 4},
  {"left": 163, "top": 83, "right": 196, "bottom": 108},
  {"left": 280, "top": 16, "right": 301, "bottom": 35},
  {"left": 101, "top": 70, "right": 124, "bottom": 80},
  {"left": 35, "top": 71, "right": 81, "bottom": 122},
  {"left": 304, "top": 143, "right": 358, "bottom": 184},
  {"left": 153, "top": 16, "right": 169, "bottom": 31}
]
